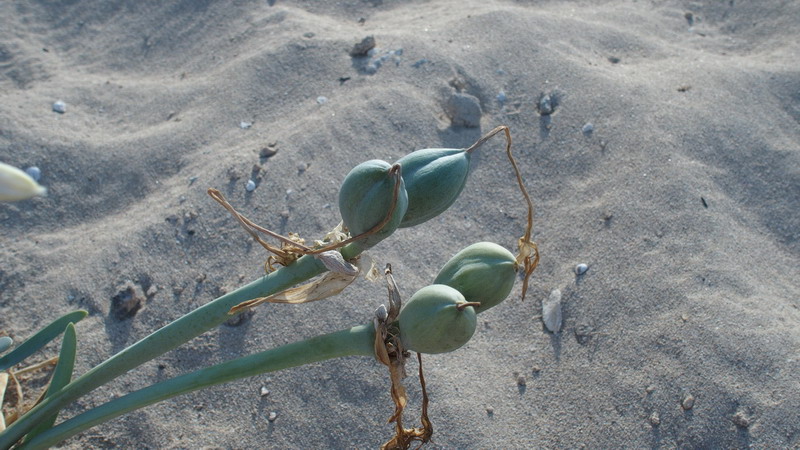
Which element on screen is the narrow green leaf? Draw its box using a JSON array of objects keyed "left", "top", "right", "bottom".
[
  {"left": 21, "top": 323, "right": 375, "bottom": 449},
  {"left": 1, "top": 252, "right": 333, "bottom": 449},
  {"left": 48, "top": 323, "right": 79, "bottom": 394},
  {"left": 0, "top": 310, "right": 87, "bottom": 372},
  {"left": 0, "top": 336, "right": 13, "bottom": 354},
  {"left": 21, "top": 323, "right": 78, "bottom": 443}
]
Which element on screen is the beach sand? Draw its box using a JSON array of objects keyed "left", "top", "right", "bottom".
[{"left": 1, "top": 0, "right": 799, "bottom": 448}]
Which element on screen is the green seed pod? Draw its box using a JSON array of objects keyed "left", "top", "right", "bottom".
[
  {"left": 395, "top": 148, "right": 470, "bottom": 228},
  {"left": 338, "top": 160, "right": 408, "bottom": 252},
  {"left": 398, "top": 284, "right": 477, "bottom": 354},
  {"left": 433, "top": 242, "right": 517, "bottom": 313}
]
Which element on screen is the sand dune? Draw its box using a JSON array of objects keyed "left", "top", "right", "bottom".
[{"left": 1, "top": 0, "right": 799, "bottom": 448}]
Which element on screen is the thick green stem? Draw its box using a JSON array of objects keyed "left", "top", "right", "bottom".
[
  {"left": 21, "top": 323, "right": 375, "bottom": 449},
  {"left": 0, "top": 253, "right": 345, "bottom": 449}
]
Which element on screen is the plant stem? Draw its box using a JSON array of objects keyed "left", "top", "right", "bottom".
[
  {"left": 22, "top": 323, "right": 376, "bottom": 449},
  {"left": 0, "top": 252, "right": 349, "bottom": 448}
]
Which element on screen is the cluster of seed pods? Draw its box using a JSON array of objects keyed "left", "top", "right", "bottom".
[{"left": 338, "top": 144, "right": 519, "bottom": 355}]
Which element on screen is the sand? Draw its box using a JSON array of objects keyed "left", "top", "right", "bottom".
[{"left": 1, "top": 0, "right": 799, "bottom": 448}]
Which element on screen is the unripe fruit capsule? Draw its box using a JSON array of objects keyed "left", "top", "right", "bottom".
[
  {"left": 398, "top": 284, "right": 477, "bottom": 354},
  {"left": 433, "top": 242, "right": 517, "bottom": 313},
  {"left": 338, "top": 160, "right": 408, "bottom": 253},
  {"left": 395, "top": 148, "right": 470, "bottom": 228}
]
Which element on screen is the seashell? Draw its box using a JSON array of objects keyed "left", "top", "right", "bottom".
[
  {"left": 575, "top": 263, "right": 589, "bottom": 275},
  {"left": 542, "top": 289, "right": 562, "bottom": 333},
  {"left": 52, "top": 100, "right": 66, "bottom": 113},
  {"left": 681, "top": 394, "right": 695, "bottom": 410},
  {"left": 0, "top": 336, "right": 13, "bottom": 354},
  {"left": 25, "top": 166, "right": 41, "bottom": 181}
]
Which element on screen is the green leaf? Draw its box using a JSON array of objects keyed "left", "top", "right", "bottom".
[
  {"left": 0, "top": 310, "right": 87, "bottom": 372},
  {"left": 22, "top": 323, "right": 78, "bottom": 443},
  {"left": 21, "top": 323, "right": 375, "bottom": 449}
]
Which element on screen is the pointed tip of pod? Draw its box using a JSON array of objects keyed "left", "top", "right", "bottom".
[{"left": 0, "top": 162, "right": 47, "bottom": 202}]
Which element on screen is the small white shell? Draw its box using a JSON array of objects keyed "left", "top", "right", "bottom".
[
  {"left": 575, "top": 263, "right": 589, "bottom": 275},
  {"left": 0, "top": 162, "right": 47, "bottom": 202},
  {"left": 245, "top": 179, "right": 256, "bottom": 192},
  {"left": 314, "top": 250, "right": 358, "bottom": 276},
  {"left": 52, "top": 100, "right": 66, "bottom": 113},
  {"left": 25, "top": 166, "right": 41, "bottom": 181},
  {"left": 542, "top": 289, "right": 562, "bottom": 333},
  {"left": 0, "top": 336, "right": 13, "bottom": 353}
]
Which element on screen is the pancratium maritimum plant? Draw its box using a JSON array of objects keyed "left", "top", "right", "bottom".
[{"left": 0, "top": 126, "right": 538, "bottom": 450}]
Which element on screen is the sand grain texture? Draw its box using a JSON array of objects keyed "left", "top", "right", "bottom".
[{"left": 1, "top": 0, "right": 799, "bottom": 448}]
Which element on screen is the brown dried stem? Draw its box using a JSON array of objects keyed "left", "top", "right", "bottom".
[
  {"left": 375, "top": 266, "right": 434, "bottom": 450},
  {"left": 500, "top": 127, "right": 540, "bottom": 301},
  {"left": 10, "top": 356, "right": 59, "bottom": 376},
  {"left": 464, "top": 125, "right": 507, "bottom": 155},
  {"left": 207, "top": 188, "right": 312, "bottom": 258},
  {"left": 208, "top": 164, "right": 404, "bottom": 266},
  {"left": 416, "top": 352, "right": 433, "bottom": 445},
  {"left": 305, "top": 163, "right": 404, "bottom": 255},
  {"left": 464, "top": 125, "right": 540, "bottom": 301},
  {"left": 7, "top": 370, "right": 22, "bottom": 425}
]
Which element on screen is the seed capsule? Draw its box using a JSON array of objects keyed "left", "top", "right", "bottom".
[
  {"left": 398, "top": 284, "right": 477, "bottom": 354},
  {"left": 395, "top": 148, "right": 470, "bottom": 227},
  {"left": 338, "top": 160, "right": 408, "bottom": 252},
  {"left": 433, "top": 242, "right": 517, "bottom": 313}
]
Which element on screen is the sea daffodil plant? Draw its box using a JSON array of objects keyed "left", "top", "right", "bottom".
[{"left": 0, "top": 126, "right": 538, "bottom": 449}]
